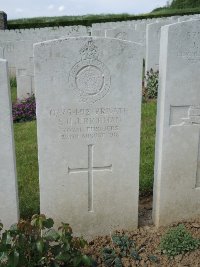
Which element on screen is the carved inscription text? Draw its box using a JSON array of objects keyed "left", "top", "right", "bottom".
[{"left": 50, "top": 107, "right": 127, "bottom": 140}]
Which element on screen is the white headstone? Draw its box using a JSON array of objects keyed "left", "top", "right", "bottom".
[
  {"left": 15, "top": 40, "right": 35, "bottom": 99},
  {"left": 34, "top": 37, "right": 143, "bottom": 238},
  {"left": 0, "top": 26, "right": 89, "bottom": 78},
  {"left": 153, "top": 20, "right": 200, "bottom": 227},
  {"left": 106, "top": 27, "right": 145, "bottom": 57},
  {"left": 145, "top": 21, "right": 174, "bottom": 72},
  {"left": 0, "top": 41, "right": 16, "bottom": 77},
  {"left": 92, "top": 22, "right": 114, "bottom": 30},
  {"left": 106, "top": 26, "right": 143, "bottom": 42},
  {"left": 0, "top": 59, "right": 19, "bottom": 228},
  {"left": 91, "top": 28, "right": 106, "bottom": 37},
  {"left": 14, "top": 26, "right": 90, "bottom": 99},
  {"left": 178, "top": 16, "right": 191, "bottom": 22},
  {"left": 0, "top": 47, "right": 3, "bottom": 58}
]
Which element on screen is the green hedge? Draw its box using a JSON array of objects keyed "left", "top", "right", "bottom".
[
  {"left": 152, "top": 6, "right": 200, "bottom": 14},
  {"left": 7, "top": 8, "right": 200, "bottom": 29},
  {"left": 171, "top": 0, "right": 200, "bottom": 9}
]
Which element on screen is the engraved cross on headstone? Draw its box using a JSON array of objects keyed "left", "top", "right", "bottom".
[
  {"left": 170, "top": 105, "right": 200, "bottom": 188},
  {"left": 68, "top": 144, "right": 112, "bottom": 212}
]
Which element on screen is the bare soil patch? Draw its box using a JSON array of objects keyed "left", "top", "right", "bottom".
[
  {"left": 85, "top": 196, "right": 200, "bottom": 267},
  {"left": 138, "top": 195, "right": 153, "bottom": 227}
]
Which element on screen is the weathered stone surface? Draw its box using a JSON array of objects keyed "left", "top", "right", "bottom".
[
  {"left": 106, "top": 27, "right": 145, "bottom": 57},
  {"left": 106, "top": 26, "right": 143, "bottom": 43},
  {"left": 0, "top": 25, "right": 89, "bottom": 77},
  {"left": 0, "top": 47, "right": 3, "bottom": 58},
  {"left": 0, "top": 41, "right": 16, "bottom": 77},
  {"left": 15, "top": 40, "right": 35, "bottom": 99},
  {"left": 178, "top": 15, "right": 200, "bottom": 22},
  {"left": 145, "top": 20, "right": 175, "bottom": 72},
  {"left": 91, "top": 29, "right": 106, "bottom": 37},
  {"left": 153, "top": 20, "right": 200, "bottom": 227},
  {"left": 15, "top": 26, "right": 90, "bottom": 98},
  {"left": 0, "top": 59, "right": 19, "bottom": 228},
  {"left": 92, "top": 22, "right": 121, "bottom": 30},
  {"left": 34, "top": 37, "right": 143, "bottom": 238}
]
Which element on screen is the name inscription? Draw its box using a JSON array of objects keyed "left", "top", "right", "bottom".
[{"left": 50, "top": 107, "right": 127, "bottom": 140}]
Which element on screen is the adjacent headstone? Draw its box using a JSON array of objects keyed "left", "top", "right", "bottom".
[
  {"left": 15, "top": 40, "right": 35, "bottom": 99},
  {"left": 106, "top": 27, "right": 143, "bottom": 42},
  {"left": 132, "top": 23, "right": 147, "bottom": 57},
  {"left": 153, "top": 20, "right": 200, "bottom": 227},
  {"left": 0, "top": 11, "right": 7, "bottom": 30},
  {"left": 0, "top": 41, "right": 16, "bottom": 77},
  {"left": 92, "top": 22, "right": 116, "bottom": 30},
  {"left": 135, "top": 22, "right": 147, "bottom": 33},
  {"left": 91, "top": 29, "right": 106, "bottom": 37},
  {"left": 177, "top": 15, "right": 200, "bottom": 22},
  {"left": 0, "top": 25, "right": 90, "bottom": 78},
  {"left": 145, "top": 21, "right": 173, "bottom": 72},
  {"left": 34, "top": 37, "right": 143, "bottom": 238},
  {"left": 15, "top": 26, "right": 90, "bottom": 99},
  {"left": 0, "top": 30, "right": 23, "bottom": 77},
  {"left": 0, "top": 59, "right": 19, "bottom": 228},
  {"left": 106, "top": 27, "right": 145, "bottom": 57},
  {"left": 0, "top": 47, "right": 4, "bottom": 58}
]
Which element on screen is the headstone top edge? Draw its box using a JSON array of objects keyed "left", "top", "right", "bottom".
[
  {"left": 166, "top": 18, "right": 200, "bottom": 29},
  {"left": 147, "top": 20, "right": 173, "bottom": 28},
  {"left": 33, "top": 36, "right": 143, "bottom": 50},
  {"left": 0, "top": 58, "right": 7, "bottom": 63}
]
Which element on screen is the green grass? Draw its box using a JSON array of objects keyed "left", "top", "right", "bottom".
[
  {"left": 11, "top": 86, "right": 17, "bottom": 103},
  {"left": 14, "top": 121, "right": 39, "bottom": 218},
  {"left": 10, "top": 77, "right": 17, "bottom": 103},
  {"left": 12, "top": 86, "right": 157, "bottom": 217},
  {"left": 140, "top": 101, "right": 157, "bottom": 195}
]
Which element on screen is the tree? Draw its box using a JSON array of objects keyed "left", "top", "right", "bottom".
[{"left": 170, "top": 0, "right": 200, "bottom": 9}]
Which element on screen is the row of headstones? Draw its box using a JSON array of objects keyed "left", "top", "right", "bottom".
[
  {"left": 91, "top": 14, "right": 200, "bottom": 73},
  {"left": 1, "top": 18, "right": 200, "bottom": 239},
  {"left": 0, "top": 14, "right": 200, "bottom": 100},
  {"left": 0, "top": 25, "right": 91, "bottom": 99}
]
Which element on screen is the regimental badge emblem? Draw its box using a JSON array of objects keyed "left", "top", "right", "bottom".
[{"left": 69, "top": 40, "right": 111, "bottom": 104}]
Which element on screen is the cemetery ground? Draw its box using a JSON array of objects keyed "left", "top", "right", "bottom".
[{"left": 10, "top": 85, "right": 200, "bottom": 266}]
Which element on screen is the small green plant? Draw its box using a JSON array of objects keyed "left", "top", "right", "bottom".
[
  {"left": 102, "top": 234, "right": 141, "bottom": 267},
  {"left": 0, "top": 214, "right": 94, "bottom": 267},
  {"left": 10, "top": 77, "right": 17, "bottom": 88},
  {"left": 102, "top": 248, "right": 122, "bottom": 267},
  {"left": 144, "top": 69, "right": 159, "bottom": 100},
  {"left": 159, "top": 224, "right": 200, "bottom": 257}
]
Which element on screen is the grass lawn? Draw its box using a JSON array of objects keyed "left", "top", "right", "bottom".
[
  {"left": 12, "top": 85, "right": 157, "bottom": 218},
  {"left": 14, "top": 121, "right": 39, "bottom": 218},
  {"left": 10, "top": 78, "right": 17, "bottom": 103},
  {"left": 11, "top": 86, "right": 17, "bottom": 103},
  {"left": 140, "top": 101, "right": 157, "bottom": 194}
]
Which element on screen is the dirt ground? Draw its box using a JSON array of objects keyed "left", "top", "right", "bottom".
[{"left": 85, "top": 196, "right": 200, "bottom": 267}]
